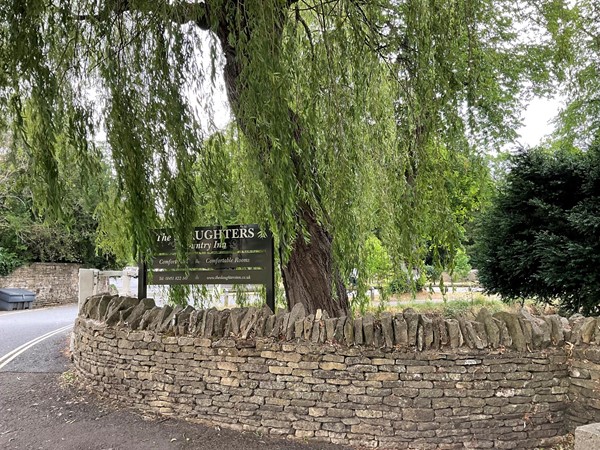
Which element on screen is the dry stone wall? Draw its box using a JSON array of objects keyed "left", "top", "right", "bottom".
[
  {"left": 563, "top": 315, "right": 600, "bottom": 430},
  {"left": 72, "top": 295, "right": 600, "bottom": 449},
  {"left": 0, "top": 262, "right": 80, "bottom": 307}
]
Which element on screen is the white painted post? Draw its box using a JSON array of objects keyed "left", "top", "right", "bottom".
[
  {"left": 78, "top": 269, "right": 96, "bottom": 310},
  {"left": 123, "top": 273, "right": 131, "bottom": 296}
]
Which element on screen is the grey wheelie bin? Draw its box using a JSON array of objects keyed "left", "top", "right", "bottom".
[{"left": 0, "top": 288, "right": 36, "bottom": 311}]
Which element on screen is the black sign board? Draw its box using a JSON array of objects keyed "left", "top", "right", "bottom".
[{"left": 138, "top": 224, "right": 275, "bottom": 311}]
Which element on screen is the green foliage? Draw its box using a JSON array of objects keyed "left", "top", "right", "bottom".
[
  {"left": 0, "top": 0, "right": 575, "bottom": 308},
  {"left": 472, "top": 143, "right": 600, "bottom": 314},
  {"left": 0, "top": 142, "right": 117, "bottom": 271},
  {"left": 451, "top": 249, "right": 472, "bottom": 281},
  {"left": 387, "top": 272, "right": 426, "bottom": 295},
  {"left": 423, "top": 243, "right": 474, "bottom": 285},
  {"left": 424, "top": 265, "right": 441, "bottom": 284},
  {"left": 0, "top": 246, "right": 22, "bottom": 276},
  {"left": 362, "top": 235, "right": 393, "bottom": 288},
  {"left": 553, "top": 0, "right": 600, "bottom": 147}
]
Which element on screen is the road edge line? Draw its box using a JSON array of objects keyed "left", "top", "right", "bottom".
[{"left": 0, "top": 325, "right": 73, "bottom": 369}]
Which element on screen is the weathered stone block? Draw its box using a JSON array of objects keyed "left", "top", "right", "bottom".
[
  {"left": 543, "top": 314, "right": 564, "bottom": 346},
  {"left": 80, "top": 293, "right": 103, "bottom": 318},
  {"left": 520, "top": 308, "right": 551, "bottom": 348},
  {"left": 227, "top": 307, "right": 247, "bottom": 336},
  {"left": 93, "top": 294, "right": 115, "bottom": 321},
  {"left": 240, "top": 307, "right": 259, "bottom": 339},
  {"left": 264, "top": 314, "right": 275, "bottom": 337},
  {"left": 311, "top": 319, "right": 321, "bottom": 343},
  {"left": 581, "top": 317, "right": 597, "bottom": 344},
  {"left": 494, "top": 312, "right": 527, "bottom": 352},
  {"left": 353, "top": 317, "right": 364, "bottom": 345},
  {"left": 138, "top": 307, "right": 161, "bottom": 330},
  {"left": 446, "top": 319, "right": 463, "bottom": 349},
  {"left": 477, "top": 308, "right": 500, "bottom": 348},
  {"left": 433, "top": 316, "right": 448, "bottom": 348},
  {"left": 393, "top": 314, "right": 408, "bottom": 347},
  {"left": 570, "top": 314, "right": 586, "bottom": 343},
  {"left": 198, "top": 308, "right": 214, "bottom": 337},
  {"left": 472, "top": 320, "right": 488, "bottom": 349},
  {"left": 418, "top": 315, "right": 434, "bottom": 350},
  {"left": 334, "top": 316, "right": 346, "bottom": 343},
  {"left": 213, "top": 309, "right": 230, "bottom": 338},
  {"left": 344, "top": 316, "right": 354, "bottom": 345},
  {"left": 379, "top": 312, "right": 394, "bottom": 348},
  {"left": 494, "top": 317, "right": 512, "bottom": 348},
  {"left": 319, "top": 361, "right": 345, "bottom": 372},
  {"left": 363, "top": 315, "right": 374, "bottom": 346},
  {"left": 147, "top": 305, "right": 171, "bottom": 332},
  {"left": 286, "top": 303, "right": 305, "bottom": 340},
  {"left": 324, "top": 318, "right": 337, "bottom": 342},
  {"left": 365, "top": 372, "right": 398, "bottom": 382},
  {"left": 403, "top": 408, "right": 435, "bottom": 422},
  {"left": 403, "top": 308, "right": 419, "bottom": 346},
  {"left": 270, "top": 312, "right": 285, "bottom": 338},
  {"left": 124, "top": 298, "right": 155, "bottom": 329},
  {"left": 159, "top": 305, "right": 183, "bottom": 333},
  {"left": 187, "top": 309, "right": 203, "bottom": 335},
  {"left": 254, "top": 316, "right": 266, "bottom": 337},
  {"left": 303, "top": 314, "right": 314, "bottom": 341}
]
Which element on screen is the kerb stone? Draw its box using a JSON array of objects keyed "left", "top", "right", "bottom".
[{"left": 575, "top": 423, "right": 600, "bottom": 450}]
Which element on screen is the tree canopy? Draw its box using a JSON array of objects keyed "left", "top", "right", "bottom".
[
  {"left": 0, "top": 0, "right": 576, "bottom": 313},
  {"left": 555, "top": 0, "right": 600, "bottom": 147}
]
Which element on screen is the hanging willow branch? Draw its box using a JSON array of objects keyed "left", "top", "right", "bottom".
[{"left": 0, "top": 0, "right": 574, "bottom": 310}]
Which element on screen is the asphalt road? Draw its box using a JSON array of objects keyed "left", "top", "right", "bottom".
[{"left": 0, "top": 304, "right": 77, "bottom": 373}]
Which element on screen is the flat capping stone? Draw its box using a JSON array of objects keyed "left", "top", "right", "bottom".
[{"left": 575, "top": 422, "right": 600, "bottom": 450}]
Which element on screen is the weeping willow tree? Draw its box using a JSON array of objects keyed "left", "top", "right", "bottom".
[
  {"left": 0, "top": 0, "right": 571, "bottom": 315},
  {"left": 555, "top": 0, "right": 600, "bottom": 147}
]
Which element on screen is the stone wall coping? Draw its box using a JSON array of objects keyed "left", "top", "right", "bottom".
[{"left": 79, "top": 294, "right": 597, "bottom": 353}]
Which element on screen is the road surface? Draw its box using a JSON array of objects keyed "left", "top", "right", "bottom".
[{"left": 0, "top": 304, "right": 77, "bottom": 373}]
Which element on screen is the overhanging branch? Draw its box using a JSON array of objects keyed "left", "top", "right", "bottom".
[{"left": 76, "top": 0, "right": 213, "bottom": 31}]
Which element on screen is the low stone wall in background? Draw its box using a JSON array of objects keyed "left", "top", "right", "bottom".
[
  {"left": 72, "top": 295, "right": 600, "bottom": 449},
  {"left": 0, "top": 262, "right": 80, "bottom": 307}
]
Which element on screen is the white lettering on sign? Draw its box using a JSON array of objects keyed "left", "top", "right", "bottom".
[{"left": 190, "top": 226, "right": 258, "bottom": 242}]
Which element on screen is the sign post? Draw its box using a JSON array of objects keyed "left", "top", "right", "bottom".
[
  {"left": 138, "top": 224, "right": 275, "bottom": 311},
  {"left": 137, "top": 259, "right": 147, "bottom": 300}
]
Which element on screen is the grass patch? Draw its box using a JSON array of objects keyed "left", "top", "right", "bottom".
[{"left": 60, "top": 369, "right": 76, "bottom": 386}]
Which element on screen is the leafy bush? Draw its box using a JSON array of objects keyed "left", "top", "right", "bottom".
[
  {"left": 387, "top": 271, "right": 426, "bottom": 294},
  {"left": 451, "top": 248, "right": 472, "bottom": 281},
  {"left": 472, "top": 144, "right": 600, "bottom": 314},
  {"left": 0, "top": 247, "right": 23, "bottom": 276},
  {"left": 424, "top": 264, "right": 440, "bottom": 282},
  {"left": 363, "top": 235, "right": 393, "bottom": 287}
]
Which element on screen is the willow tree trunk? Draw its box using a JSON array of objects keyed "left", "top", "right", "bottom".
[
  {"left": 214, "top": 4, "right": 350, "bottom": 317},
  {"left": 279, "top": 209, "right": 349, "bottom": 316}
]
